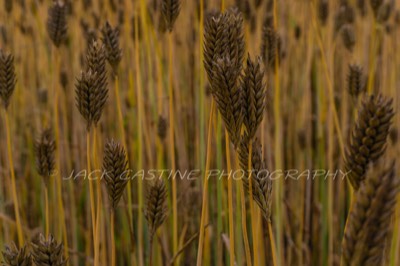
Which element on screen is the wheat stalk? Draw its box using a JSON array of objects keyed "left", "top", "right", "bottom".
[
  {"left": 85, "top": 39, "right": 107, "bottom": 266},
  {"left": 161, "top": 1, "right": 181, "bottom": 262}
]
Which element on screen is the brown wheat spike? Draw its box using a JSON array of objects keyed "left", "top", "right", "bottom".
[
  {"left": 236, "top": 0, "right": 251, "bottom": 20},
  {"left": 2, "top": 243, "right": 32, "bottom": 266},
  {"left": 223, "top": 8, "right": 245, "bottom": 76},
  {"left": 31, "top": 234, "right": 67, "bottom": 266},
  {"left": 75, "top": 70, "right": 108, "bottom": 131},
  {"left": 101, "top": 21, "right": 122, "bottom": 73},
  {"left": 370, "top": 0, "right": 383, "bottom": 17},
  {"left": 318, "top": 0, "right": 329, "bottom": 26},
  {"left": 341, "top": 24, "right": 356, "bottom": 52},
  {"left": 157, "top": 115, "right": 168, "bottom": 141},
  {"left": 254, "top": 0, "right": 263, "bottom": 9},
  {"left": 86, "top": 40, "right": 106, "bottom": 77},
  {"left": 203, "top": 9, "right": 245, "bottom": 146},
  {"left": 102, "top": 139, "right": 129, "bottom": 210},
  {"left": 46, "top": 1, "right": 68, "bottom": 47},
  {"left": 82, "top": 0, "right": 92, "bottom": 10},
  {"left": 80, "top": 20, "right": 97, "bottom": 47},
  {"left": 5, "top": 0, "right": 12, "bottom": 14},
  {"left": 241, "top": 55, "right": 266, "bottom": 139},
  {"left": 203, "top": 8, "right": 245, "bottom": 87},
  {"left": 144, "top": 179, "right": 168, "bottom": 238},
  {"left": 35, "top": 128, "right": 56, "bottom": 187},
  {"left": 294, "top": 24, "right": 302, "bottom": 40},
  {"left": 389, "top": 127, "right": 398, "bottom": 144},
  {"left": 109, "top": 0, "right": 117, "bottom": 13},
  {"left": 161, "top": 0, "right": 181, "bottom": 32},
  {"left": 0, "top": 26, "right": 7, "bottom": 45},
  {"left": 357, "top": 0, "right": 367, "bottom": 17},
  {"left": 344, "top": 94, "right": 395, "bottom": 190},
  {"left": 341, "top": 160, "right": 399, "bottom": 266},
  {"left": 396, "top": 10, "right": 400, "bottom": 25},
  {"left": 238, "top": 136, "right": 272, "bottom": 221},
  {"left": 348, "top": 64, "right": 365, "bottom": 97},
  {"left": 0, "top": 49, "right": 16, "bottom": 109},
  {"left": 86, "top": 40, "right": 107, "bottom": 99},
  {"left": 377, "top": 2, "right": 392, "bottom": 23},
  {"left": 211, "top": 57, "right": 243, "bottom": 147},
  {"left": 334, "top": 4, "right": 356, "bottom": 32},
  {"left": 59, "top": 70, "right": 68, "bottom": 90},
  {"left": 261, "top": 25, "right": 280, "bottom": 71},
  {"left": 203, "top": 11, "right": 222, "bottom": 84}
]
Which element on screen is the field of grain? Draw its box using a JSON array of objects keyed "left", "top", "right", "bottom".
[{"left": 0, "top": 0, "right": 399, "bottom": 265}]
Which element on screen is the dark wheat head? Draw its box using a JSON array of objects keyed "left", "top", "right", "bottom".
[
  {"left": 144, "top": 180, "right": 168, "bottom": 238},
  {"left": 86, "top": 40, "right": 108, "bottom": 100},
  {"left": 318, "top": 0, "right": 329, "bottom": 25},
  {"left": 241, "top": 55, "right": 266, "bottom": 139},
  {"left": 102, "top": 139, "right": 129, "bottom": 210},
  {"left": 2, "top": 243, "right": 32, "bottom": 266},
  {"left": 35, "top": 128, "right": 56, "bottom": 187},
  {"left": 161, "top": 0, "right": 181, "bottom": 32},
  {"left": 46, "top": 0, "right": 68, "bottom": 47},
  {"left": 239, "top": 136, "right": 272, "bottom": 222},
  {"left": 254, "top": 0, "right": 263, "bottom": 9},
  {"left": 261, "top": 25, "right": 280, "bottom": 71},
  {"left": 0, "top": 49, "right": 16, "bottom": 109},
  {"left": 341, "top": 24, "right": 356, "bottom": 52},
  {"left": 341, "top": 160, "right": 399, "bottom": 266},
  {"left": 224, "top": 8, "right": 245, "bottom": 75},
  {"left": 203, "top": 11, "right": 222, "bottom": 84},
  {"left": 86, "top": 40, "right": 106, "bottom": 79},
  {"left": 344, "top": 94, "right": 395, "bottom": 190},
  {"left": 75, "top": 70, "right": 108, "bottom": 131},
  {"left": 157, "top": 115, "right": 168, "bottom": 141},
  {"left": 347, "top": 64, "right": 366, "bottom": 97},
  {"left": 377, "top": 2, "right": 392, "bottom": 23},
  {"left": 334, "top": 4, "right": 356, "bottom": 32},
  {"left": 370, "top": 0, "right": 383, "bottom": 17},
  {"left": 203, "top": 8, "right": 244, "bottom": 86},
  {"left": 101, "top": 21, "right": 122, "bottom": 73},
  {"left": 357, "top": 0, "right": 367, "bottom": 17},
  {"left": 31, "top": 234, "right": 67, "bottom": 266},
  {"left": 235, "top": 0, "right": 251, "bottom": 20},
  {"left": 211, "top": 57, "right": 243, "bottom": 147},
  {"left": 203, "top": 9, "right": 245, "bottom": 147},
  {"left": 5, "top": 0, "right": 13, "bottom": 14}
]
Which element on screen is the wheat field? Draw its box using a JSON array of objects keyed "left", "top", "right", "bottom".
[{"left": 0, "top": 0, "right": 399, "bottom": 265}]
